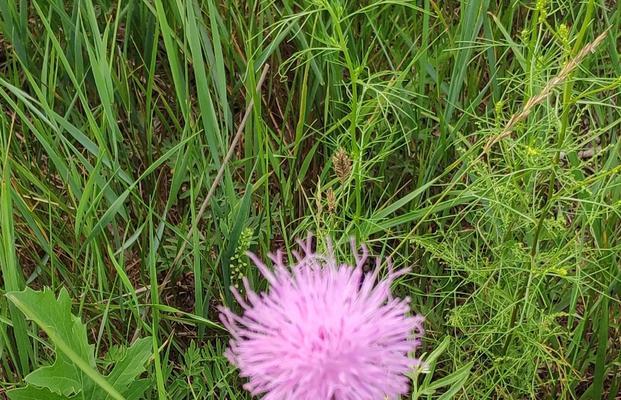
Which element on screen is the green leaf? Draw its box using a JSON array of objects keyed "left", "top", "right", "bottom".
[
  {"left": 221, "top": 176, "right": 255, "bottom": 307},
  {"left": 25, "top": 356, "right": 84, "bottom": 396},
  {"left": 0, "top": 151, "right": 32, "bottom": 376},
  {"left": 105, "top": 338, "right": 152, "bottom": 398},
  {"left": 6, "top": 288, "right": 152, "bottom": 400},
  {"left": 7, "top": 385, "right": 69, "bottom": 400},
  {"left": 444, "top": 0, "right": 490, "bottom": 123},
  {"left": 412, "top": 338, "right": 472, "bottom": 400},
  {"left": 7, "top": 288, "right": 97, "bottom": 397},
  {"left": 122, "top": 380, "right": 151, "bottom": 400},
  {"left": 423, "top": 361, "right": 473, "bottom": 399}
]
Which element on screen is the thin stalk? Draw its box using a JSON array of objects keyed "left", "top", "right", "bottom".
[{"left": 329, "top": 5, "right": 362, "bottom": 227}]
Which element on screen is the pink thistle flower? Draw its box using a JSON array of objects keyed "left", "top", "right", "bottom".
[{"left": 219, "top": 235, "right": 424, "bottom": 400}]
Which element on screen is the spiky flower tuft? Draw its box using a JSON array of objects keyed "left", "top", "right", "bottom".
[{"left": 219, "top": 235, "right": 424, "bottom": 400}]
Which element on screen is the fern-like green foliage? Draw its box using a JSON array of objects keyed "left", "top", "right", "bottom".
[{"left": 6, "top": 288, "right": 151, "bottom": 400}]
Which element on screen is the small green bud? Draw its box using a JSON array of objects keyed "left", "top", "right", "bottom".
[
  {"left": 494, "top": 100, "right": 504, "bottom": 116},
  {"left": 536, "top": 0, "right": 548, "bottom": 23}
]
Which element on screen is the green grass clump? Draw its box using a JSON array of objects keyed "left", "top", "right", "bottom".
[{"left": 1, "top": 0, "right": 620, "bottom": 398}]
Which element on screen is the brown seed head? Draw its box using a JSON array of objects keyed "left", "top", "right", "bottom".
[
  {"left": 326, "top": 188, "right": 336, "bottom": 214},
  {"left": 332, "top": 147, "right": 352, "bottom": 183}
]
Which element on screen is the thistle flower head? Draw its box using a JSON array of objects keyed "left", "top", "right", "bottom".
[{"left": 219, "top": 235, "right": 424, "bottom": 400}]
